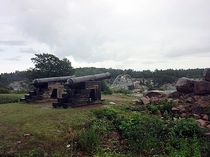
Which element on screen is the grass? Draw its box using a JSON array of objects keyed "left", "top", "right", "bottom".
[
  {"left": 0, "top": 102, "right": 92, "bottom": 156},
  {"left": 1, "top": 93, "right": 210, "bottom": 156}
]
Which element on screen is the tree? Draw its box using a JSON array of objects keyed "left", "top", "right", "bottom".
[
  {"left": 101, "top": 80, "right": 112, "bottom": 95},
  {"left": 27, "top": 53, "right": 75, "bottom": 80}
]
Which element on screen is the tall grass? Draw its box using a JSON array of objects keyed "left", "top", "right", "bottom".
[{"left": 0, "top": 102, "right": 92, "bottom": 156}]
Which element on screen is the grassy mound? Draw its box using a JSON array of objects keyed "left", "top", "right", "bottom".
[{"left": 0, "top": 94, "right": 210, "bottom": 156}]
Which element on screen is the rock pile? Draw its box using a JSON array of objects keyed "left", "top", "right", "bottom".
[{"left": 135, "top": 68, "right": 210, "bottom": 132}]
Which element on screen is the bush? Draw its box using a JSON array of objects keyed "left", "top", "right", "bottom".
[
  {"left": 0, "top": 94, "right": 22, "bottom": 104},
  {"left": 158, "top": 99, "right": 174, "bottom": 114},
  {"left": 171, "top": 118, "right": 204, "bottom": 137},
  {"left": 118, "top": 114, "right": 168, "bottom": 154},
  {"left": 148, "top": 105, "right": 159, "bottom": 114},
  {"left": 167, "top": 135, "right": 202, "bottom": 157},
  {"left": 101, "top": 80, "right": 113, "bottom": 95},
  {"left": 0, "top": 88, "right": 10, "bottom": 94}
]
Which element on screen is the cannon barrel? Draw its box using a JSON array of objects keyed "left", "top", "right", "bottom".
[
  {"left": 66, "top": 72, "right": 111, "bottom": 87},
  {"left": 32, "top": 75, "right": 75, "bottom": 88}
]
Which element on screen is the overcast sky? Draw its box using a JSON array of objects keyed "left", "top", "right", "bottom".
[{"left": 0, "top": 0, "right": 210, "bottom": 73}]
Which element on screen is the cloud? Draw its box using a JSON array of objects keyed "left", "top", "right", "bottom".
[
  {"left": 3, "top": 56, "right": 22, "bottom": 61},
  {"left": 19, "top": 48, "right": 38, "bottom": 54},
  {"left": 1, "top": 0, "right": 210, "bottom": 73},
  {"left": 163, "top": 46, "right": 210, "bottom": 58},
  {"left": 0, "top": 40, "right": 25, "bottom": 46},
  {"left": 0, "top": 48, "right": 4, "bottom": 51}
]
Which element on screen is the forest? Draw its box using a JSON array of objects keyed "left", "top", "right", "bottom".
[
  {"left": 0, "top": 53, "right": 205, "bottom": 89},
  {"left": 0, "top": 67, "right": 204, "bottom": 88}
]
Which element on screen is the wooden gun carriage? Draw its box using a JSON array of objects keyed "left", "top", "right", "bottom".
[
  {"left": 20, "top": 75, "right": 75, "bottom": 103},
  {"left": 52, "top": 72, "right": 111, "bottom": 108}
]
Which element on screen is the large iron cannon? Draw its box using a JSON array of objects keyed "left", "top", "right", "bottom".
[
  {"left": 20, "top": 75, "right": 75, "bottom": 103},
  {"left": 32, "top": 75, "right": 75, "bottom": 88},
  {"left": 52, "top": 72, "right": 111, "bottom": 108}
]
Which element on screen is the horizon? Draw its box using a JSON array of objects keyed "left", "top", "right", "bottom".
[{"left": 0, "top": 66, "right": 206, "bottom": 75}]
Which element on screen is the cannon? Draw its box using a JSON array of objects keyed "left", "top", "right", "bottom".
[
  {"left": 52, "top": 72, "right": 111, "bottom": 108},
  {"left": 20, "top": 75, "right": 75, "bottom": 103}
]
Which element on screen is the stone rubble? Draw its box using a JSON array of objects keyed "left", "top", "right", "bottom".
[{"left": 135, "top": 68, "right": 210, "bottom": 132}]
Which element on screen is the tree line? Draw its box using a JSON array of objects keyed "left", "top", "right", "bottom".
[{"left": 0, "top": 53, "right": 205, "bottom": 88}]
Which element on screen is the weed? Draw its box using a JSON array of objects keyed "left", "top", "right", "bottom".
[
  {"left": 28, "top": 147, "right": 45, "bottom": 157},
  {"left": 77, "top": 127, "right": 100, "bottom": 155}
]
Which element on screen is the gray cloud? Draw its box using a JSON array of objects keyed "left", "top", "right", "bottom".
[
  {"left": 0, "top": 40, "right": 25, "bottom": 46},
  {"left": 164, "top": 46, "right": 210, "bottom": 58},
  {"left": 19, "top": 48, "right": 38, "bottom": 54},
  {"left": 1, "top": 0, "right": 210, "bottom": 72},
  {"left": 0, "top": 48, "right": 4, "bottom": 51},
  {"left": 3, "top": 56, "right": 22, "bottom": 61}
]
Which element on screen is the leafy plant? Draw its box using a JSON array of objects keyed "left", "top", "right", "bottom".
[{"left": 171, "top": 118, "right": 204, "bottom": 137}]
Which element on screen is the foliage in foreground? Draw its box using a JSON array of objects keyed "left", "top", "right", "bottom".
[
  {"left": 0, "top": 94, "right": 210, "bottom": 156},
  {"left": 90, "top": 105, "right": 209, "bottom": 156}
]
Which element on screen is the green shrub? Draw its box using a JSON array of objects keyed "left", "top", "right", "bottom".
[
  {"left": 0, "top": 94, "right": 23, "bottom": 104},
  {"left": 101, "top": 80, "right": 113, "bottom": 95},
  {"left": 118, "top": 114, "right": 168, "bottom": 154},
  {"left": 148, "top": 105, "right": 159, "bottom": 114},
  {"left": 158, "top": 99, "right": 174, "bottom": 114},
  {"left": 167, "top": 135, "right": 202, "bottom": 157},
  {"left": 171, "top": 118, "right": 204, "bottom": 137},
  {"left": 0, "top": 88, "right": 10, "bottom": 94}
]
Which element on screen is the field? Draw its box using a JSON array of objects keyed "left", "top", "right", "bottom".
[{"left": 0, "top": 94, "right": 210, "bottom": 156}]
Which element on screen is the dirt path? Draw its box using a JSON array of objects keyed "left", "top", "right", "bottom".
[
  {"left": 38, "top": 94, "right": 132, "bottom": 110},
  {"left": 102, "top": 94, "right": 133, "bottom": 101}
]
